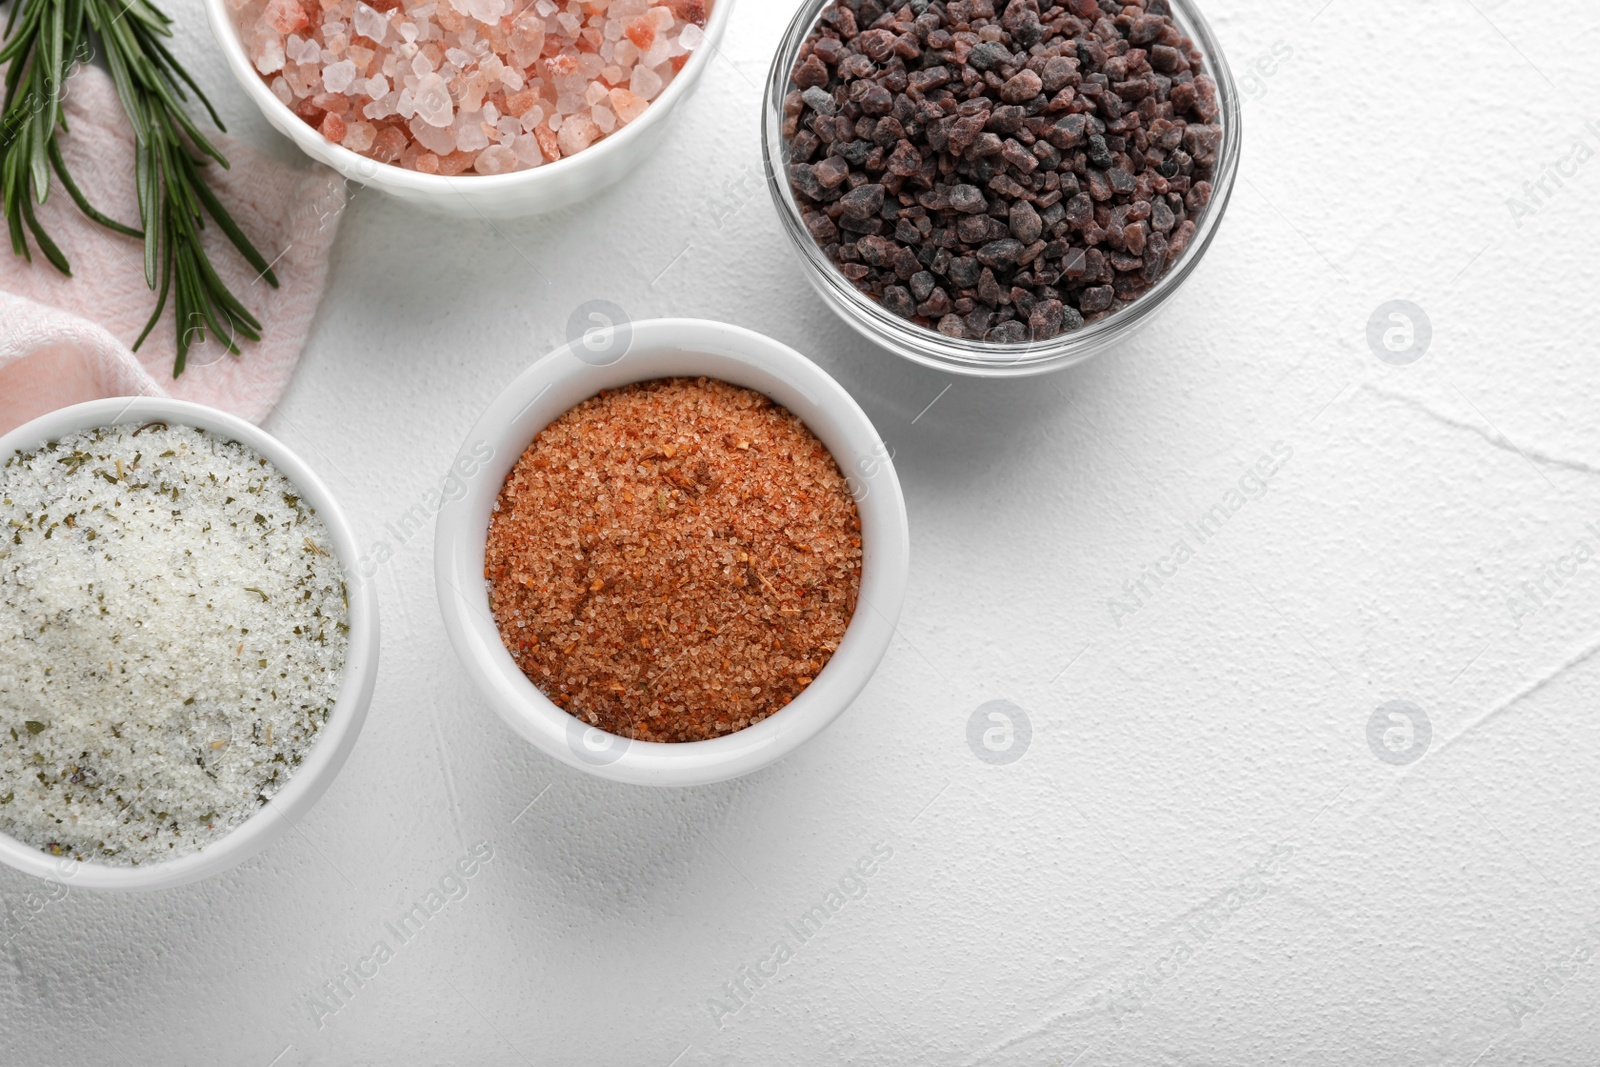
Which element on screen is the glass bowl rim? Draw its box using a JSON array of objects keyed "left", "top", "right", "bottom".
[{"left": 760, "top": 0, "right": 1242, "bottom": 375}]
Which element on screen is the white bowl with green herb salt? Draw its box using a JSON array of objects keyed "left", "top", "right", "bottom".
[{"left": 0, "top": 399, "right": 378, "bottom": 890}]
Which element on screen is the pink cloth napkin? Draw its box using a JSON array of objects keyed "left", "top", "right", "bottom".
[{"left": 0, "top": 63, "right": 344, "bottom": 436}]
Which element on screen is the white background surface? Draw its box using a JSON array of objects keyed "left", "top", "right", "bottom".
[{"left": 5, "top": 1, "right": 1600, "bottom": 1064}]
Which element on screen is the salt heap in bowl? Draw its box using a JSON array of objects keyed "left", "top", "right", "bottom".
[{"left": 232, "top": 0, "right": 712, "bottom": 175}]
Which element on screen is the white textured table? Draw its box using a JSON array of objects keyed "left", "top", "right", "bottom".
[{"left": 7, "top": 2, "right": 1600, "bottom": 1064}]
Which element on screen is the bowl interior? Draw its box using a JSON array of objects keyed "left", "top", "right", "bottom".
[
  {"left": 435, "top": 319, "right": 909, "bottom": 787},
  {"left": 761, "top": 0, "right": 1241, "bottom": 376},
  {"left": 204, "top": 0, "right": 737, "bottom": 195},
  {"left": 0, "top": 398, "right": 377, "bottom": 889}
]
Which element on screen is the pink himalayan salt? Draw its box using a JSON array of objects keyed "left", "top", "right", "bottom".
[
  {"left": 322, "top": 58, "right": 357, "bottom": 91},
  {"left": 320, "top": 111, "right": 347, "bottom": 142},
  {"left": 438, "top": 150, "right": 474, "bottom": 176},
  {"left": 265, "top": 0, "right": 309, "bottom": 33},
  {"left": 413, "top": 71, "right": 453, "bottom": 127},
  {"left": 371, "top": 125, "right": 406, "bottom": 162},
  {"left": 629, "top": 62, "right": 662, "bottom": 101},
  {"left": 512, "top": 132, "right": 544, "bottom": 166},
  {"left": 256, "top": 37, "right": 285, "bottom": 74},
  {"left": 474, "top": 143, "right": 517, "bottom": 174},
  {"left": 456, "top": 116, "right": 490, "bottom": 152},
  {"left": 556, "top": 115, "right": 599, "bottom": 156},
  {"left": 234, "top": 0, "right": 710, "bottom": 175},
  {"left": 344, "top": 119, "right": 376, "bottom": 151},
  {"left": 609, "top": 86, "right": 647, "bottom": 123},
  {"left": 310, "top": 90, "right": 350, "bottom": 113}
]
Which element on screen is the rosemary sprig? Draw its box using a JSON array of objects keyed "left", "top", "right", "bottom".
[{"left": 0, "top": 0, "right": 279, "bottom": 376}]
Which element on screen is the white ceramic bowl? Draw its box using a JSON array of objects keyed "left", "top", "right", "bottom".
[
  {"left": 435, "top": 319, "right": 908, "bottom": 786},
  {"left": 0, "top": 398, "right": 379, "bottom": 890},
  {"left": 203, "top": 0, "right": 735, "bottom": 217}
]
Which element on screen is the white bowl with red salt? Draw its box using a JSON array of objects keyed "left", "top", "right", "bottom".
[
  {"left": 433, "top": 319, "right": 911, "bottom": 787},
  {"left": 204, "top": 0, "right": 732, "bottom": 216}
]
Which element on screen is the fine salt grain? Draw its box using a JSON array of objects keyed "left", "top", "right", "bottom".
[
  {"left": 485, "top": 378, "right": 862, "bottom": 744},
  {"left": 0, "top": 424, "right": 349, "bottom": 865}
]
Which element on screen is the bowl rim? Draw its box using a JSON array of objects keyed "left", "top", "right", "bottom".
[
  {"left": 202, "top": 0, "right": 737, "bottom": 191},
  {"left": 433, "top": 318, "right": 910, "bottom": 787},
  {"left": 760, "top": 0, "right": 1241, "bottom": 377},
  {"left": 0, "top": 398, "right": 379, "bottom": 890}
]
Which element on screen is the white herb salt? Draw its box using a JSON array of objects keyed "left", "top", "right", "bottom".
[{"left": 0, "top": 423, "right": 349, "bottom": 865}]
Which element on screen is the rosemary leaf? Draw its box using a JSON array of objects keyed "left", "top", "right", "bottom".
[
  {"left": 0, "top": 0, "right": 279, "bottom": 376},
  {"left": 46, "top": 137, "right": 140, "bottom": 236},
  {"left": 18, "top": 190, "right": 66, "bottom": 272}
]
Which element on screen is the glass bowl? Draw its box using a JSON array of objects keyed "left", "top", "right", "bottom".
[{"left": 761, "top": 0, "right": 1241, "bottom": 377}]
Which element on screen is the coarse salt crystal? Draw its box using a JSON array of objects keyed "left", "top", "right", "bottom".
[
  {"left": 344, "top": 119, "right": 376, "bottom": 151},
  {"left": 285, "top": 62, "right": 321, "bottom": 96},
  {"left": 557, "top": 114, "right": 599, "bottom": 155},
  {"left": 679, "top": 22, "right": 703, "bottom": 49},
  {"left": 455, "top": 116, "right": 489, "bottom": 151},
  {"left": 363, "top": 90, "right": 397, "bottom": 118},
  {"left": 352, "top": 2, "right": 387, "bottom": 40},
  {"left": 474, "top": 143, "right": 517, "bottom": 174},
  {"left": 465, "top": 0, "right": 509, "bottom": 22},
  {"left": 629, "top": 62, "right": 662, "bottom": 100},
  {"left": 322, "top": 58, "right": 357, "bottom": 92},
  {"left": 412, "top": 116, "right": 456, "bottom": 153},
  {"left": 414, "top": 71, "right": 453, "bottom": 125},
  {"left": 609, "top": 86, "right": 647, "bottom": 123},
  {"left": 512, "top": 132, "right": 545, "bottom": 166}
]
